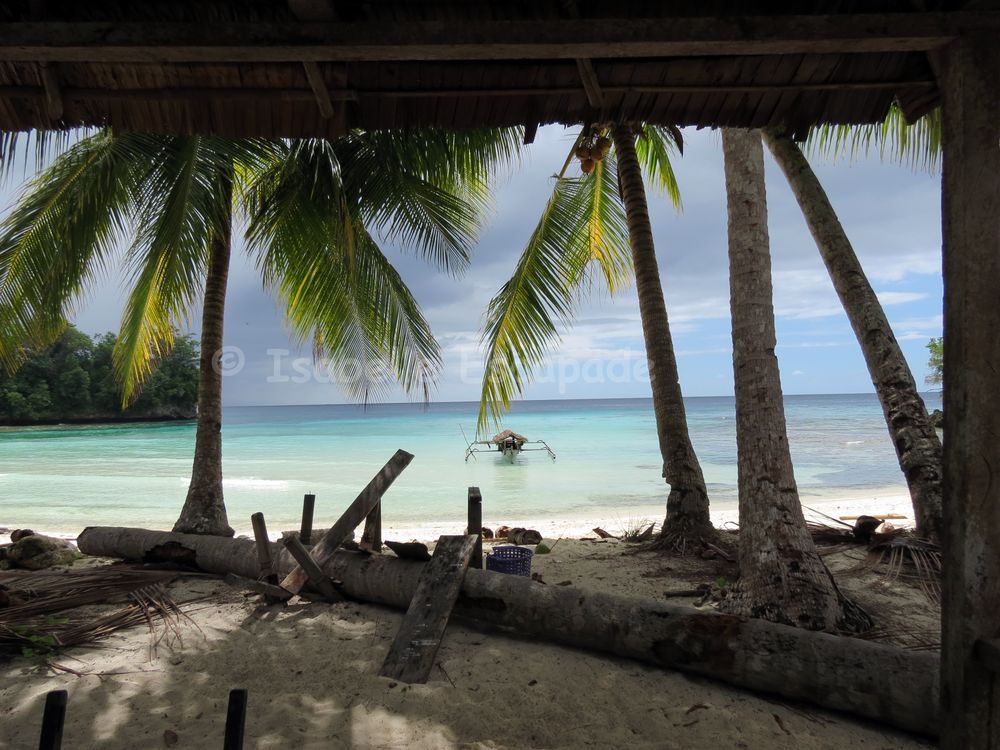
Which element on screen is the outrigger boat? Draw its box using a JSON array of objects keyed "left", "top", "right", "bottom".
[{"left": 464, "top": 429, "right": 556, "bottom": 463}]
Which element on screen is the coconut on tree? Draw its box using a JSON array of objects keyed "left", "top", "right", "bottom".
[
  {"left": 0, "top": 128, "right": 521, "bottom": 535},
  {"left": 477, "top": 122, "right": 717, "bottom": 552}
]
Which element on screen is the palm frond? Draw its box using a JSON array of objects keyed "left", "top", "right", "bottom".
[
  {"left": 246, "top": 141, "right": 441, "bottom": 402},
  {"left": 0, "top": 129, "right": 83, "bottom": 184},
  {"left": 113, "top": 135, "right": 235, "bottom": 402},
  {"left": 805, "top": 103, "right": 942, "bottom": 173},
  {"left": 476, "top": 148, "right": 631, "bottom": 434},
  {"left": 635, "top": 124, "right": 684, "bottom": 209},
  {"left": 0, "top": 130, "right": 141, "bottom": 372}
]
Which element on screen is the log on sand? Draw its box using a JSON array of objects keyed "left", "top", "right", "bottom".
[{"left": 77, "top": 526, "right": 939, "bottom": 737}]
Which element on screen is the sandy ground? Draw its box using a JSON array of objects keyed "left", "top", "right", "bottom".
[{"left": 0, "top": 494, "right": 938, "bottom": 750}]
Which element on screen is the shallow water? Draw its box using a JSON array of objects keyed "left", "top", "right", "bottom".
[{"left": 0, "top": 393, "right": 940, "bottom": 534}]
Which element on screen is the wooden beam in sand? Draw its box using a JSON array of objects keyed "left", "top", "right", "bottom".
[
  {"left": 279, "top": 449, "right": 413, "bottom": 595},
  {"left": 379, "top": 534, "right": 477, "bottom": 684},
  {"left": 282, "top": 535, "right": 343, "bottom": 602}
]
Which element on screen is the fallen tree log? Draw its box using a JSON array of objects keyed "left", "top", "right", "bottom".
[{"left": 77, "top": 526, "right": 939, "bottom": 737}]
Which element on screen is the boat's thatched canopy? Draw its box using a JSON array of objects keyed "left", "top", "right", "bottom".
[
  {"left": 492, "top": 429, "right": 527, "bottom": 445},
  {"left": 0, "top": 1, "right": 992, "bottom": 139}
]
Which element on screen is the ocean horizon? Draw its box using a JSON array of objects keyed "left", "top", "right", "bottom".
[{"left": 0, "top": 392, "right": 940, "bottom": 538}]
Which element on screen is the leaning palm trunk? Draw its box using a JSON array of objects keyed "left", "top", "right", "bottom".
[
  {"left": 718, "top": 129, "right": 860, "bottom": 632},
  {"left": 763, "top": 130, "right": 943, "bottom": 543},
  {"left": 173, "top": 172, "right": 235, "bottom": 537},
  {"left": 610, "top": 124, "right": 716, "bottom": 550}
]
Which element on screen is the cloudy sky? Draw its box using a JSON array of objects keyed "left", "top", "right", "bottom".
[{"left": 29, "top": 125, "right": 942, "bottom": 407}]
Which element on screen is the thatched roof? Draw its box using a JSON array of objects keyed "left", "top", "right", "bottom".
[
  {"left": 492, "top": 429, "right": 527, "bottom": 445},
  {"left": 0, "top": 2, "right": 993, "bottom": 138}
]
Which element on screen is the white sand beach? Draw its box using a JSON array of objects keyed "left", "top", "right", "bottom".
[{"left": 0, "top": 490, "right": 934, "bottom": 749}]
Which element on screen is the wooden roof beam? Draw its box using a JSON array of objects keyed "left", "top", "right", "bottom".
[
  {"left": 302, "top": 61, "right": 335, "bottom": 118},
  {"left": 287, "top": 0, "right": 338, "bottom": 22},
  {"left": 0, "top": 14, "right": 996, "bottom": 63},
  {"left": 39, "top": 62, "right": 62, "bottom": 120},
  {"left": 576, "top": 58, "right": 604, "bottom": 109}
]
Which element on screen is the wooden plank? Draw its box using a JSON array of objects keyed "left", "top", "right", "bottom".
[
  {"left": 975, "top": 639, "right": 1000, "bottom": 674},
  {"left": 360, "top": 504, "right": 382, "bottom": 552},
  {"left": 223, "top": 573, "right": 293, "bottom": 601},
  {"left": 302, "top": 61, "right": 335, "bottom": 118},
  {"left": 379, "top": 534, "right": 477, "bottom": 684},
  {"left": 250, "top": 512, "right": 276, "bottom": 583},
  {"left": 0, "top": 15, "right": 992, "bottom": 64},
  {"left": 279, "top": 449, "right": 413, "bottom": 595},
  {"left": 467, "top": 487, "right": 483, "bottom": 570},
  {"left": 299, "top": 493, "right": 316, "bottom": 545},
  {"left": 575, "top": 58, "right": 604, "bottom": 108},
  {"left": 282, "top": 535, "right": 342, "bottom": 601},
  {"left": 938, "top": 35, "right": 1000, "bottom": 750},
  {"left": 287, "top": 0, "right": 338, "bottom": 21},
  {"left": 39, "top": 62, "right": 62, "bottom": 119}
]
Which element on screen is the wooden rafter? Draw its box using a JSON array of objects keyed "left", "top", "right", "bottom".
[
  {"left": 0, "top": 14, "right": 996, "bottom": 63},
  {"left": 575, "top": 58, "right": 604, "bottom": 109},
  {"left": 302, "top": 61, "right": 335, "bottom": 118},
  {"left": 38, "top": 62, "right": 62, "bottom": 119},
  {"left": 0, "top": 78, "right": 935, "bottom": 105}
]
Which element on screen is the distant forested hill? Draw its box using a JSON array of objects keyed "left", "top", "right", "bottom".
[{"left": 0, "top": 327, "right": 198, "bottom": 425}]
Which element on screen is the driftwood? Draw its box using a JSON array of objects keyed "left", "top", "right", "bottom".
[
  {"left": 77, "top": 526, "right": 940, "bottom": 737},
  {"left": 380, "top": 534, "right": 477, "bottom": 683},
  {"left": 280, "top": 449, "right": 413, "bottom": 595}
]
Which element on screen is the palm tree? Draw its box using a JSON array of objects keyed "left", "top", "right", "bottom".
[
  {"left": 477, "top": 123, "right": 717, "bottom": 550},
  {"left": 762, "top": 128, "right": 943, "bottom": 542},
  {"left": 0, "top": 129, "right": 520, "bottom": 535},
  {"left": 718, "top": 128, "right": 867, "bottom": 632}
]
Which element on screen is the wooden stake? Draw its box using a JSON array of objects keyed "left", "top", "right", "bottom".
[
  {"left": 282, "top": 535, "right": 342, "bottom": 601},
  {"left": 223, "top": 689, "right": 247, "bottom": 750},
  {"left": 279, "top": 449, "right": 413, "bottom": 595},
  {"left": 360, "top": 504, "right": 382, "bottom": 553},
  {"left": 467, "top": 487, "right": 483, "bottom": 569},
  {"left": 379, "top": 534, "right": 477, "bottom": 683},
  {"left": 38, "top": 690, "right": 67, "bottom": 750},
  {"left": 250, "top": 512, "right": 276, "bottom": 583},
  {"left": 299, "top": 493, "right": 315, "bottom": 545}
]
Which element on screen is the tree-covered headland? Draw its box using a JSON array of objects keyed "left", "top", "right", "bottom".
[{"left": 0, "top": 327, "right": 198, "bottom": 424}]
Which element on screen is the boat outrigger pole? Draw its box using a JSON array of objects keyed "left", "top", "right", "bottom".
[{"left": 464, "top": 429, "right": 556, "bottom": 463}]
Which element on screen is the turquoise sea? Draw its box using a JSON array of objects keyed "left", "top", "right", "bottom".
[{"left": 0, "top": 393, "right": 940, "bottom": 536}]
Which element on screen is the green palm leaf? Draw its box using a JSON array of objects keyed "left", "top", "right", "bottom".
[
  {"left": 476, "top": 148, "right": 631, "bottom": 434},
  {"left": 806, "top": 102, "right": 942, "bottom": 173},
  {"left": 0, "top": 131, "right": 142, "bottom": 372}
]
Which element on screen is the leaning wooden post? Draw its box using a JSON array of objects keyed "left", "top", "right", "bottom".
[
  {"left": 360, "top": 505, "right": 382, "bottom": 553},
  {"left": 467, "top": 487, "right": 483, "bottom": 569},
  {"left": 250, "top": 512, "right": 276, "bottom": 584},
  {"left": 282, "top": 535, "right": 342, "bottom": 601},
  {"left": 938, "top": 35, "right": 1000, "bottom": 750},
  {"left": 300, "top": 493, "right": 316, "bottom": 545},
  {"left": 279, "top": 450, "right": 414, "bottom": 596},
  {"left": 38, "top": 690, "right": 67, "bottom": 750}
]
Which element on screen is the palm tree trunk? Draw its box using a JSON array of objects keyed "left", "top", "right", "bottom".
[
  {"left": 718, "top": 129, "right": 862, "bottom": 632},
  {"left": 610, "top": 124, "right": 715, "bottom": 550},
  {"left": 173, "top": 169, "right": 235, "bottom": 537},
  {"left": 762, "top": 130, "right": 943, "bottom": 543}
]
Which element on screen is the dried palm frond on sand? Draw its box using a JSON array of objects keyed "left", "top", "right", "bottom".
[{"left": 0, "top": 566, "right": 203, "bottom": 658}]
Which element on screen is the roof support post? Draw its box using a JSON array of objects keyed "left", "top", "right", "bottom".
[{"left": 938, "top": 33, "right": 1000, "bottom": 750}]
